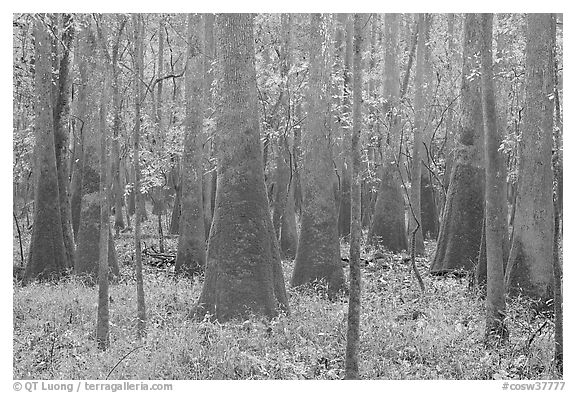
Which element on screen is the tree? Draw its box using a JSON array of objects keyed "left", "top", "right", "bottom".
[
  {"left": 23, "top": 15, "right": 68, "bottom": 284},
  {"left": 479, "top": 13, "right": 508, "bottom": 345},
  {"left": 195, "top": 13, "right": 289, "bottom": 322},
  {"left": 96, "top": 55, "right": 111, "bottom": 350},
  {"left": 368, "top": 13, "right": 408, "bottom": 253},
  {"left": 408, "top": 13, "right": 426, "bottom": 255},
  {"left": 272, "top": 13, "right": 298, "bottom": 259},
  {"left": 430, "top": 14, "right": 485, "bottom": 275},
  {"left": 110, "top": 16, "right": 127, "bottom": 236},
  {"left": 345, "top": 13, "right": 363, "bottom": 380},
  {"left": 504, "top": 14, "right": 555, "bottom": 301},
  {"left": 132, "top": 13, "right": 146, "bottom": 339},
  {"left": 70, "top": 24, "right": 90, "bottom": 240},
  {"left": 75, "top": 192, "right": 119, "bottom": 283},
  {"left": 291, "top": 14, "right": 345, "bottom": 295},
  {"left": 175, "top": 14, "right": 206, "bottom": 276},
  {"left": 440, "top": 13, "right": 458, "bottom": 214},
  {"left": 75, "top": 17, "right": 120, "bottom": 284},
  {"left": 52, "top": 14, "right": 75, "bottom": 268},
  {"left": 552, "top": 14, "right": 563, "bottom": 373},
  {"left": 202, "top": 12, "right": 216, "bottom": 237},
  {"left": 337, "top": 14, "right": 353, "bottom": 238}
]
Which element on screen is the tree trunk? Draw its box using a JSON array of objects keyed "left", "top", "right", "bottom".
[
  {"left": 293, "top": 102, "right": 303, "bottom": 216},
  {"left": 345, "top": 14, "right": 363, "bottom": 380},
  {"left": 552, "top": 18, "right": 563, "bottom": 373},
  {"left": 132, "top": 13, "right": 146, "bottom": 339},
  {"left": 96, "top": 68, "right": 111, "bottom": 351},
  {"left": 504, "top": 14, "right": 555, "bottom": 301},
  {"left": 76, "top": 55, "right": 119, "bottom": 284},
  {"left": 24, "top": 15, "right": 67, "bottom": 284},
  {"left": 338, "top": 15, "right": 353, "bottom": 238},
  {"left": 169, "top": 174, "right": 181, "bottom": 235},
  {"left": 70, "top": 27, "right": 89, "bottom": 240},
  {"left": 479, "top": 13, "right": 508, "bottom": 345},
  {"left": 195, "top": 14, "right": 289, "bottom": 322},
  {"left": 291, "top": 14, "right": 345, "bottom": 296},
  {"left": 203, "top": 13, "right": 216, "bottom": 237},
  {"left": 75, "top": 192, "right": 119, "bottom": 283},
  {"left": 430, "top": 14, "right": 485, "bottom": 274},
  {"left": 441, "top": 13, "right": 457, "bottom": 214},
  {"left": 368, "top": 13, "right": 408, "bottom": 253},
  {"left": 175, "top": 14, "right": 206, "bottom": 276},
  {"left": 280, "top": 174, "right": 298, "bottom": 259},
  {"left": 407, "top": 14, "right": 426, "bottom": 255},
  {"left": 53, "top": 13, "right": 75, "bottom": 269},
  {"left": 111, "top": 17, "right": 126, "bottom": 236},
  {"left": 420, "top": 171, "right": 438, "bottom": 239},
  {"left": 271, "top": 13, "right": 297, "bottom": 259}
]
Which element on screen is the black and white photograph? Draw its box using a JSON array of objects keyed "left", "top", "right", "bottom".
[{"left": 11, "top": 8, "right": 565, "bottom": 384}]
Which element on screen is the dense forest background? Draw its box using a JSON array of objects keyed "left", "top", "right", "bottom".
[{"left": 12, "top": 13, "right": 563, "bottom": 380}]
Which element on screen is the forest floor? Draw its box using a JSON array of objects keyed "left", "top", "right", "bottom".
[{"left": 13, "top": 204, "right": 560, "bottom": 380}]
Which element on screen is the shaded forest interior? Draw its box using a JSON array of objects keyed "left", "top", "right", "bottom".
[{"left": 13, "top": 13, "right": 563, "bottom": 380}]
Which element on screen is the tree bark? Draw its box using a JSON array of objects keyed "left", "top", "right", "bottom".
[
  {"left": 52, "top": 13, "right": 75, "bottom": 269},
  {"left": 175, "top": 14, "right": 206, "bottom": 276},
  {"left": 504, "top": 14, "right": 555, "bottom": 302},
  {"left": 96, "top": 68, "right": 111, "bottom": 351},
  {"left": 441, "top": 13, "right": 457, "bottom": 214},
  {"left": 479, "top": 13, "right": 508, "bottom": 345},
  {"left": 291, "top": 14, "right": 345, "bottom": 296},
  {"left": 132, "top": 13, "right": 146, "bottom": 339},
  {"left": 195, "top": 13, "right": 289, "bottom": 322},
  {"left": 430, "top": 14, "right": 485, "bottom": 274},
  {"left": 408, "top": 13, "right": 426, "bottom": 255},
  {"left": 70, "top": 26, "right": 89, "bottom": 240},
  {"left": 345, "top": 13, "right": 363, "bottom": 380},
  {"left": 24, "top": 15, "right": 67, "bottom": 284},
  {"left": 272, "top": 14, "right": 298, "bottom": 258},
  {"left": 368, "top": 13, "right": 408, "bottom": 253},
  {"left": 338, "top": 15, "right": 353, "bottom": 238},
  {"left": 169, "top": 170, "right": 181, "bottom": 235},
  {"left": 552, "top": 17, "right": 563, "bottom": 373},
  {"left": 203, "top": 13, "right": 216, "bottom": 237},
  {"left": 111, "top": 17, "right": 127, "bottom": 236}
]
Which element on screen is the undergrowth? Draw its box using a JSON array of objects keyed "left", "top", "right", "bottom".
[{"left": 13, "top": 212, "right": 560, "bottom": 380}]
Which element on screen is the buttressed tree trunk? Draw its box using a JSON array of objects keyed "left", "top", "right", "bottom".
[
  {"left": 430, "top": 14, "right": 485, "bottom": 274},
  {"left": 195, "top": 13, "right": 289, "bottom": 322},
  {"left": 504, "top": 14, "right": 555, "bottom": 301},
  {"left": 479, "top": 13, "right": 508, "bottom": 344},
  {"left": 75, "top": 193, "right": 119, "bottom": 283},
  {"left": 291, "top": 14, "right": 345, "bottom": 296},
  {"left": 368, "top": 13, "right": 408, "bottom": 253},
  {"left": 24, "top": 15, "right": 68, "bottom": 284},
  {"left": 53, "top": 13, "right": 75, "bottom": 269},
  {"left": 175, "top": 14, "right": 206, "bottom": 276},
  {"left": 408, "top": 13, "right": 426, "bottom": 255}
]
